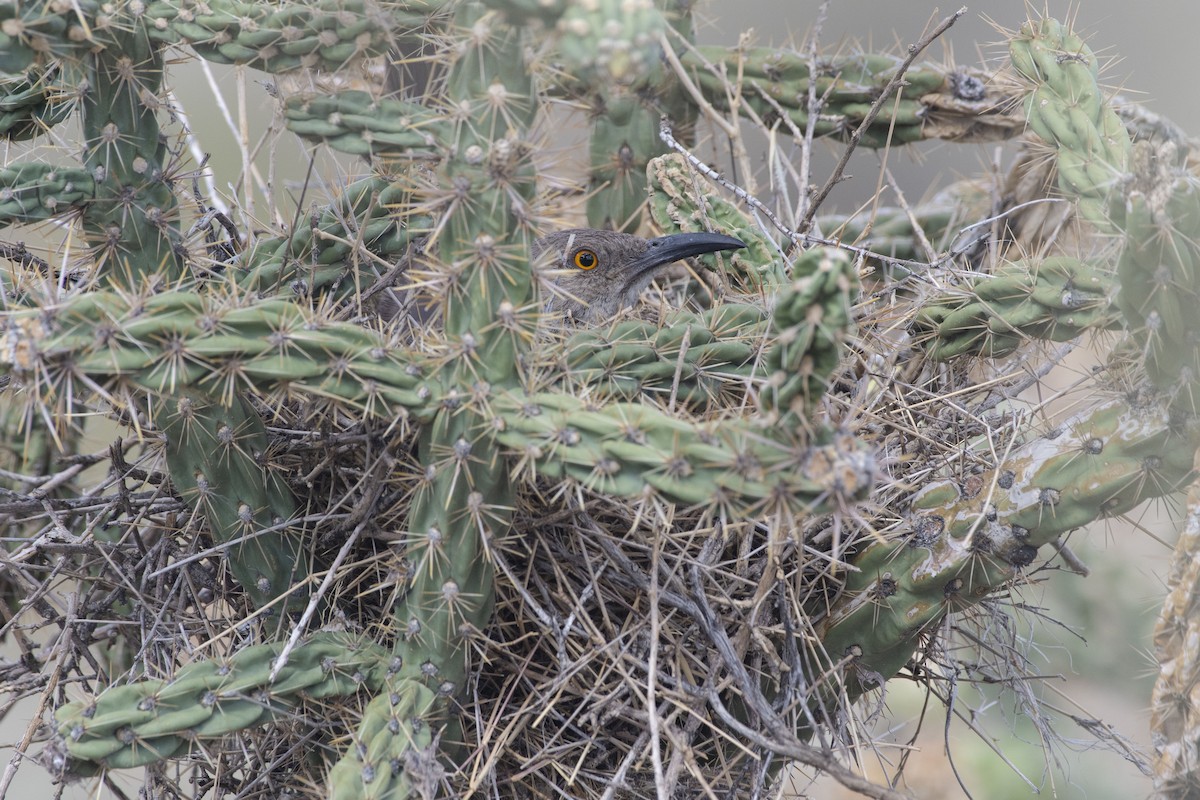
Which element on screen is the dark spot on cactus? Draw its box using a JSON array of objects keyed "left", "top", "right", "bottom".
[
  {"left": 1039, "top": 487, "right": 1060, "bottom": 506},
  {"left": 845, "top": 644, "right": 863, "bottom": 660},
  {"left": 117, "top": 726, "right": 136, "bottom": 744},
  {"left": 960, "top": 473, "right": 983, "bottom": 499},
  {"left": 944, "top": 577, "right": 963, "bottom": 596},
  {"left": 239, "top": 503, "right": 254, "bottom": 524},
  {"left": 82, "top": 703, "right": 96, "bottom": 719},
  {"left": 319, "top": 656, "right": 336, "bottom": 673},
  {"left": 997, "top": 470, "right": 1015, "bottom": 489},
  {"left": 388, "top": 656, "right": 402, "bottom": 674},
  {"left": 970, "top": 532, "right": 994, "bottom": 553},
  {"left": 361, "top": 763, "right": 376, "bottom": 783},
  {"left": 1009, "top": 544, "right": 1038, "bottom": 568},
  {"left": 1044, "top": 426, "right": 1063, "bottom": 441},
  {"left": 70, "top": 723, "right": 84, "bottom": 740},
  {"left": 874, "top": 576, "right": 897, "bottom": 598},
  {"left": 201, "top": 690, "right": 217, "bottom": 708},
  {"left": 951, "top": 72, "right": 986, "bottom": 101},
  {"left": 984, "top": 504, "right": 997, "bottom": 522},
  {"left": 255, "top": 575, "right": 271, "bottom": 594},
  {"left": 616, "top": 142, "right": 635, "bottom": 173},
  {"left": 911, "top": 514, "right": 943, "bottom": 546},
  {"left": 556, "top": 427, "right": 580, "bottom": 445},
  {"left": 407, "top": 617, "right": 421, "bottom": 637},
  {"left": 1084, "top": 437, "right": 1103, "bottom": 454},
  {"left": 1060, "top": 288, "right": 1085, "bottom": 309},
  {"left": 439, "top": 680, "right": 456, "bottom": 695},
  {"left": 522, "top": 403, "right": 542, "bottom": 417},
  {"left": 137, "top": 696, "right": 156, "bottom": 711},
  {"left": 421, "top": 660, "right": 438, "bottom": 678},
  {"left": 1144, "top": 455, "right": 1163, "bottom": 471}
]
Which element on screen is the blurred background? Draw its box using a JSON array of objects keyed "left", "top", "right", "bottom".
[{"left": 2, "top": 2, "right": 1195, "bottom": 798}]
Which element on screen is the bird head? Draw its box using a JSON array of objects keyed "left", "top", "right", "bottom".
[{"left": 533, "top": 228, "right": 746, "bottom": 323}]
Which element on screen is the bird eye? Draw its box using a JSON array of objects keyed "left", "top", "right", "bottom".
[{"left": 573, "top": 249, "right": 598, "bottom": 270}]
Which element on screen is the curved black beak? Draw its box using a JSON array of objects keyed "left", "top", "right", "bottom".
[{"left": 625, "top": 232, "right": 746, "bottom": 281}]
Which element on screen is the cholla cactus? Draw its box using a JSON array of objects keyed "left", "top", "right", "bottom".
[{"left": 0, "top": 4, "right": 1196, "bottom": 800}]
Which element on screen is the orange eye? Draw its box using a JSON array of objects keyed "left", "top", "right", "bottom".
[{"left": 573, "top": 249, "right": 598, "bottom": 270}]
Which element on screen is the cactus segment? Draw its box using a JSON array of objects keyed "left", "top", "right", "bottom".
[
  {"left": 233, "top": 176, "right": 428, "bottom": 303},
  {"left": 764, "top": 247, "right": 858, "bottom": 419},
  {"left": 0, "top": 67, "right": 73, "bottom": 140},
  {"left": 0, "top": 163, "right": 94, "bottom": 224},
  {"left": 490, "top": 390, "right": 874, "bottom": 514},
  {"left": 437, "top": 5, "right": 538, "bottom": 368},
  {"left": 561, "top": 303, "right": 768, "bottom": 407},
  {"left": 0, "top": 0, "right": 431, "bottom": 75},
  {"left": 327, "top": 675, "right": 441, "bottom": 800},
  {"left": 325, "top": 4, "right": 531, "bottom": 791},
  {"left": 161, "top": 389, "right": 309, "bottom": 610},
  {"left": 554, "top": 0, "right": 668, "bottom": 90},
  {"left": 282, "top": 92, "right": 446, "bottom": 161},
  {"left": 0, "top": 289, "right": 435, "bottom": 421},
  {"left": 586, "top": 93, "right": 662, "bottom": 233},
  {"left": 682, "top": 46, "right": 1021, "bottom": 148},
  {"left": 820, "top": 398, "right": 1197, "bottom": 698},
  {"left": 78, "top": 25, "right": 182, "bottom": 285},
  {"left": 1009, "top": 17, "right": 1131, "bottom": 229},
  {"left": 52, "top": 633, "right": 392, "bottom": 771},
  {"left": 1150, "top": 455, "right": 1200, "bottom": 796},
  {"left": 914, "top": 256, "right": 1120, "bottom": 360},
  {"left": 1114, "top": 173, "right": 1200, "bottom": 413},
  {"left": 582, "top": 0, "right": 694, "bottom": 233}
]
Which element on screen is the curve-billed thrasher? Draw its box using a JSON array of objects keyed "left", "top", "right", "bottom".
[
  {"left": 379, "top": 229, "right": 745, "bottom": 326},
  {"left": 534, "top": 228, "right": 745, "bottom": 323}
]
